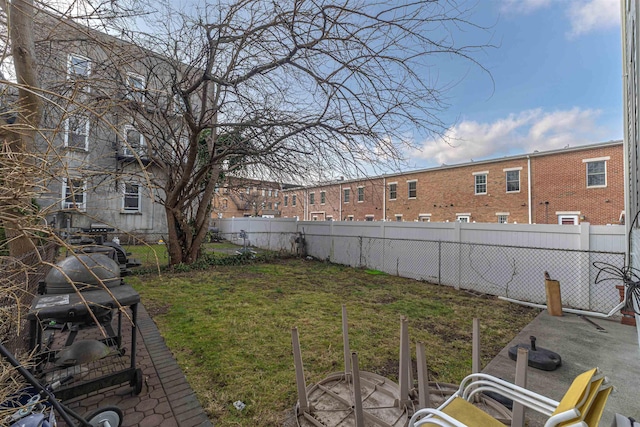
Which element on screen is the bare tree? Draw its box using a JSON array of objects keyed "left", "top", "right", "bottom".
[
  {"left": 0, "top": 0, "right": 42, "bottom": 257},
  {"left": 121, "top": 0, "right": 490, "bottom": 265},
  {"left": 0, "top": 1, "right": 489, "bottom": 265}
]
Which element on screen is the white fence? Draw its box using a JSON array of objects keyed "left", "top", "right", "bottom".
[{"left": 216, "top": 218, "right": 627, "bottom": 314}]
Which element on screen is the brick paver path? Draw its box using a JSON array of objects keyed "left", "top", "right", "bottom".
[{"left": 49, "top": 304, "right": 212, "bottom": 427}]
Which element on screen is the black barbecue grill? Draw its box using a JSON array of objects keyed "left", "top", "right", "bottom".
[{"left": 28, "top": 253, "right": 143, "bottom": 401}]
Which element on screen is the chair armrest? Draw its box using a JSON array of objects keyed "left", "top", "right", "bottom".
[
  {"left": 409, "top": 408, "right": 471, "bottom": 427},
  {"left": 458, "top": 373, "right": 560, "bottom": 416}
]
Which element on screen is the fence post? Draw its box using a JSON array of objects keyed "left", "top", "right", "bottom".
[
  {"left": 438, "top": 241, "right": 442, "bottom": 285},
  {"left": 455, "top": 221, "right": 462, "bottom": 290},
  {"left": 330, "top": 219, "right": 334, "bottom": 262},
  {"left": 578, "top": 222, "right": 591, "bottom": 310},
  {"left": 358, "top": 236, "right": 363, "bottom": 268}
]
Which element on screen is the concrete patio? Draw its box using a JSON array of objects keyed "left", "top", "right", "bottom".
[{"left": 483, "top": 311, "right": 640, "bottom": 426}]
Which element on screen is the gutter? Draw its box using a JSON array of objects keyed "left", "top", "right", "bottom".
[
  {"left": 527, "top": 155, "right": 532, "bottom": 224},
  {"left": 383, "top": 177, "right": 386, "bottom": 221}
]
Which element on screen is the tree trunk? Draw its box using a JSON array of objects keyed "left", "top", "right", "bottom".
[{"left": 0, "top": 0, "right": 42, "bottom": 258}]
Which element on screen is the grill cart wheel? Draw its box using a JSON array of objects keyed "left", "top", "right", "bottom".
[{"left": 86, "top": 405, "right": 124, "bottom": 427}]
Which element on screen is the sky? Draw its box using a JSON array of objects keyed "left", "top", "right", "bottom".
[{"left": 406, "top": 0, "right": 623, "bottom": 169}]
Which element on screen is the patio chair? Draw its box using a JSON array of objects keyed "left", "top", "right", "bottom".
[{"left": 409, "top": 367, "right": 612, "bottom": 427}]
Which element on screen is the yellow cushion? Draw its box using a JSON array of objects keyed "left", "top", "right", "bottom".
[
  {"left": 553, "top": 368, "right": 611, "bottom": 427},
  {"left": 552, "top": 368, "right": 597, "bottom": 416},
  {"left": 583, "top": 386, "right": 613, "bottom": 427},
  {"left": 418, "top": 397, "right": 504, "bottom": 427}
]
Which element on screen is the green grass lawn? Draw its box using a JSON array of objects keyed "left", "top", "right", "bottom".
[
  {"left": 123, "top": 241, "right": 244, "bottom": 270},
  {"left": 129, "top": 258, "right": 539, "bottom": 426}
]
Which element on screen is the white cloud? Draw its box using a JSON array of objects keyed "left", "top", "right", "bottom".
[
  {"left": 500, "top": 0, "right": 620, "bottom": 37},
  {"left": 410, "top": 107, "right": 610, "bottom": 166},
  {"left": 500, "top": 0, "right": 553, "bottom": 14},
  {"left": 567, "top": 0, "right": 621, "bottom": 37}
]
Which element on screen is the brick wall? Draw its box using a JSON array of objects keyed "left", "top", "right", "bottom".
[
  {"left": 531, "top": 144, "right": 624, "bottom": 225},
  {"left": 275, "top": 142, "right": 624, "bottom": 225},
  {"left": 384, "top": 160, "right": 530, "bottom": 223}
]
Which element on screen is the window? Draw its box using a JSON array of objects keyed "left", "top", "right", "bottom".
[
  {"left": 505, "top": 170, "right": 520, "bottom": 192},
  {"left": 292, "top": 195, "right": 297, "bottom": 206},
  {"left": 123, "top": 183, "right": 141, "bottom": 212},
  {"left": 262, "top": 189, "right": 265, "bottom": 196},
  {"left": 474, "top": 172, "right": 488, "bottom": 194},
  {"left": 357, "top": 187, "right": 364, "bottom": 202},
  {"left": 395, "top": 215, "right": 402, "bottom": 222},
  {"left": 126, "top": 73, "right": 145, "bottom": 102},
  {"left": 497, "top": 214, "right": 508, "bottom": 224},
  {"left": 64, "top": 116, "right": 89, "bottom": 150},
  {"left": 274, "top": 202, "right": 279, "bottom": 209},
  {"left": 123, "top": 126, "right": 145, "bottom": 157},
  {"left": 62, "top": 178, "right": 86, "bottom": 210},
  {"left": 326, "top": 216, "right": 333, "bottom": 221},
  {"left": 418, "top": 214, "right": 431, "bottom": 222},
  {"left": 312, "top": 215, "right": 318, "bottom": 221},
  {"left": 268, "top": 189, "right": 272, "bottom": 197},
  {"left": 246, "top": 187, "right": 250, "bottom": 194},
  {"left": 275, "top": 190, "right": 279, "bottom": 197},
  {"left": 365, "top": 215, "right": 374, "bottom": 221},
  {"left": 585, "top": 160, "right": 607, "bottom": 187},
  {"left": 284, "top": 195, "right": 288, "bottom": 207},
  {"left": 389, "top": 183, "right": 397, "bottom": 200},
  {"left": 347, "top": 215, "right": 354, "bottom": 221},
  {"left": 67, "top": 54, "right": 90, "bottom": 79},
  {"left": 309, "top": 192, "right": 315, "bottom": 204},
  {"left": 457, "top": 214, "right": 470, "bottom": 223},
  {"left": 407, "top": 180, "right": 417, "bottom": 198},
  {"left": 320, "top": 191, "right": 326, "bottom": 204},
  {"left": 343, "top": 188, "right": 350, "bottom": 203}
]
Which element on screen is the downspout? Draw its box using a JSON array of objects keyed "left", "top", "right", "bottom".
[
  {"left": 621, "top": 0, "right": 631, "bottom": 265},
  {"left": 383, "top": 177, "right": 386, "bottom": 221},
  {"left": 339, "top": 183, "right": 342, "bottom": 221},
  {"left": 304, "top": 188, "right": 308, "bottom": 221},
  {"left": 527, "top": 155, "right": 532, "bottom": 224}
]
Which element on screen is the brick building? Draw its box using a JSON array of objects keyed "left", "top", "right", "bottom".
[
  {"left": 280, "top": 141, "right": 624, "bottom": 225},
  {"left": 211, "top": 178, "right": 294, "bottom": 219}
]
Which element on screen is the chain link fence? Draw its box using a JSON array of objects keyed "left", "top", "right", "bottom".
[
  {"left": 105, "top": 227, "right": 624, "bottom": 315},
  {"left": 229, "top": 230, "right": 625, "bottom": 315}
]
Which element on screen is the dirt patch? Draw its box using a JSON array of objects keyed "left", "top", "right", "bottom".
[
  {"left": 373, "top": 358, "right": 441, "bottom": 383},
  {"left": 146, "top": 302, "right": 171, "bottom": 317},
  {"left": 374, "top": 294, "right": 399, "bottom": 304},
  {"left": 415, "top": 319, "right": 469, "bottom": 342}
]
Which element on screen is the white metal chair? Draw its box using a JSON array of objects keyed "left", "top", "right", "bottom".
[{"left": 409, "top": 367, "right": 612, "bottom": 427}]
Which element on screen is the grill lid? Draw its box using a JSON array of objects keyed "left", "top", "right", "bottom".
[{"left": 45, "top": 253, "right": 121, "bottom": 294}]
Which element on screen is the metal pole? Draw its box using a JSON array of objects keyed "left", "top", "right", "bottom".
[
  {"left": 511, "top": 348, "right": 528, "bottom": 427},
  {"left": 399, "top": 316, "right": 410, "bottom": 407},
  {"left": 472, "top": 318, "right": 480, "bottom": 374},
  {"left": 342, "top": 305, "right": 351, "bottom": 377},
  {"left": 351, "top": 352, "right": 365, "bottom": 427},
  {"left": 291, "top": 327, "right": 310, "bottom": 413},
  {"left": 416, "top": 342, "right": 430, "bottom": 409}
]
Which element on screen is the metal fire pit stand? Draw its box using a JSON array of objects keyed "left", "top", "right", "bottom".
[{"left": 27, "top": 285, "right": 142, "bottom": 401}]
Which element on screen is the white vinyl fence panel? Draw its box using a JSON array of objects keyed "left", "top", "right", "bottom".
[{"left": 218, "top": 218, "right": 625, "bottom": 314}]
